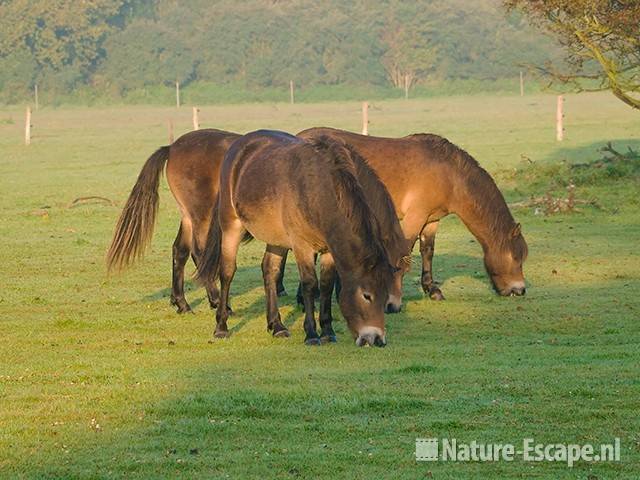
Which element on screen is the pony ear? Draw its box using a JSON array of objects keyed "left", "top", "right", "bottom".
[
  {"left": 391, "top": 256, "right": 411, "bottom": 273},
  {"left": 511, "top": 223, "right": 522, "bottom": 238}
]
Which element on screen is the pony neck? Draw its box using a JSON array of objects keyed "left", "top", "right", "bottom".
[
  {"left": 450, "top": 164, "right": 516, "bottom": 254},
  {"left": 328, "top": 222, "right": 380, "bottom": 271}
]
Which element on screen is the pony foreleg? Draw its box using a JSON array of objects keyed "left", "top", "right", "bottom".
[
  {"left": 171, "top": 221, "right": 193, "bottom": 313},
  {"left": 262, "top": 245, "right": 290, "bottom": 338},
  {"left": 420, "top": 221, "right": 445, "bottom": 300},
  {"left": 318, "top": 253, "right": 337, "bottom": 343},
  {"left": 293, "top": 247, "right": 321, "bottom": 345},
  {"left": 296, "top": 252, "right": 320, "bottom": 311}
]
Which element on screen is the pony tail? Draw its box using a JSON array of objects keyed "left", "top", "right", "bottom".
[
  {"left": 195, "top": 196, "right": 222, "bottom": 285},
  {"left": 106, "top": 146, "right": 170, "bottom": 272}
]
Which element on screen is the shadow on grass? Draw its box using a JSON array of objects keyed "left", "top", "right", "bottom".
[
  {"left": 10, "top": 275, "right": 639, "bottom": 478},
  {"left": 544, "top": 139, "right": 640, "bottom": 165},
  {"left": 497, "top": 138, "right": 640, "bottom": 200},
  {"left": 141, "top": 250, "right": 495, "bottom": 336},
  {"left": 143, "top": 264, "right": 267, "bottom": 302}
]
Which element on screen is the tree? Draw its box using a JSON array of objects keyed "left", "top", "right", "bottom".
[
  {"left": 377, "top": 2, "right": 438, "bottom": 92},
  {"left": 0, "top": 0, "right": 130, "bottom": 70},
  {"left": 505, "top": 0, "right": 640, "bottom": 110},
  {"left": 98, "top": 19, "right": 195, "bottom": 92},
  {"left": 0, "top": 0, "right": 140, "bottom": 94}
]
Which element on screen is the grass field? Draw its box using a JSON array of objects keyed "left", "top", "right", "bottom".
[{"left": 1, "top": 92, "right": 639, "bottom": 479}]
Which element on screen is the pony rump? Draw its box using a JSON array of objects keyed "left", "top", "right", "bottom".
[{"left": 309, "top": 136, "right": 391, "bottom": 271}]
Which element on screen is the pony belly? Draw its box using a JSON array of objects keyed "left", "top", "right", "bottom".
[{"left": 240, "top": 214, "right": 291, "bottom": 249}]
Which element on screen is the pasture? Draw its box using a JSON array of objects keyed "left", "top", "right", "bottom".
[{"left": 1, "top": 92, "right": 639, "bottom": 478}]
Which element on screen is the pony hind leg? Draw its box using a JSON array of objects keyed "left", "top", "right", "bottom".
[
  {"left": 318, "top": 253, "right": 337, "bottom": 343},
  {"left": 293, "top": 246, "right": 321, "bottom": 345},
  {"left": 275, "top": 249, "right": 288, "bottom": 297},
  {"left": 214, "top": 219, "right": 244, "bottom": 338},
  {"left": 170, "top": 221, "right": 193, "bottom": 313},
  {"left": 420, "top": 221, "right": 445, "bottom": 300},
  {"left": 191, "top": 217, "right": 226, "bottom": 312},
  {"left": 262, "top": 245, "right": 290, "bottom": 338}
]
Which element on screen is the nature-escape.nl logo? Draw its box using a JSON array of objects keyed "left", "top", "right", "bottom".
[{"left": 415, "top": 438, "right": 621, "bottom": 468}]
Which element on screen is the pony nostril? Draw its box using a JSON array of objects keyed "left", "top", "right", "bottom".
[
  {"left": 385, "top": 303, "right": 402, "bottom": 314},
  {"left": 373, "top": 335, "right": 386, "bottom": 347}
]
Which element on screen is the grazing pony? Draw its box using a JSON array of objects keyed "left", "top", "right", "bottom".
[
  {"left": 106, "top": 129, "right": 265, "bottom": 313},
  {"left": 296, "top": 128, "right": 528, "bottom": 308},
  {"left": 196, "top": 130, "right": 406, "bottom": 346}
]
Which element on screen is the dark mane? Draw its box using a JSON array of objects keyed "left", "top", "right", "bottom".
[
  {"left": 345, "top": 143, "right": 410, "bottom": 267},
  {"left": 408, "top": 133, "right": 526, "bottom": 257},
  {"left": 307, "top": 136, "right": 393, "bottom": 271}
]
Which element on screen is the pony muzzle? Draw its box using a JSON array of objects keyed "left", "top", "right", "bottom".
[
  {"left": 385, "top": 294, "right": 402, "bottom": 314},
  {"left": 355, "top": 326, "right": 386, "bottom": 347},
  {"left": 500, "top": 281, "right": 526, "bottom": 297}
]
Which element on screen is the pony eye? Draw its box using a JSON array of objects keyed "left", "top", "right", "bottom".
[{"left": 363, "top": 293, "right": 372, "bottom": 302}]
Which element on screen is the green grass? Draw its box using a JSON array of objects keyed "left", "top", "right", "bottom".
[{"left": 0, "top": 92, "right": 639, "bottom": 479}]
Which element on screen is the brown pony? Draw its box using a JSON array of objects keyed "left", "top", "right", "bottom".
[
  {"left": 106, "top": 129, "right": 259, "bottom": 313},
  {"left": 195, "top": 130, "right": 405, "bottom": 346},
  {"left": 297, "top": 128, "right": 528, "bottom": 307}
]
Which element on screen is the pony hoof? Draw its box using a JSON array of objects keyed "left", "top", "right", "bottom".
[
  {"left": 429, "top": 289, "right": 445, "bottom": 301},
  {"left": 171, "top": 299, "right": 192, "bottom": 314},
  {"left": 273, "top": 329, "right": 290, "bottom": 338},
  {"left": 320, "top": 334, "right": 337, "bottom": 344},
  {"left": 304, "top": 337, "right": 321, "bottom": 346},
  {"left": 214, "top": 330, "right": 230, "bottom": 339},
  {"left": 277, "top": 289, "right": 288, "bottom": 297}
]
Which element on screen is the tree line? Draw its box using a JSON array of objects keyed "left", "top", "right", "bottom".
[{"left": 0, "top": 0, "right": 562, "bottom": 104}]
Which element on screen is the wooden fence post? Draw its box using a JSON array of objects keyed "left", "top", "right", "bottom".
[
  {"left": 175, "top": 81, "right": 180, "bottom": 108},
  {"left": 24, "top": 107, "right": 31, "bottom": 145},
  {"left": 290, "top": 80, "right": 294, "bottom": 104},
  {"left": 192, "top": 107, "right": 200, "bottom": 130},
  {"left": 34, "top": 84, "right": 39, "bottom": 110},
  {"left": 361, "top": 101, "right": 369, "bottom": 135},
  {"left": 168, "top": 119, "right": 174, "bottom": 144},
  {"left": 519, "top": 71, "right": 524, "bottom": 97},
  {"left": 556, "top": 95, "right": 564, "bottom": 141}
]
